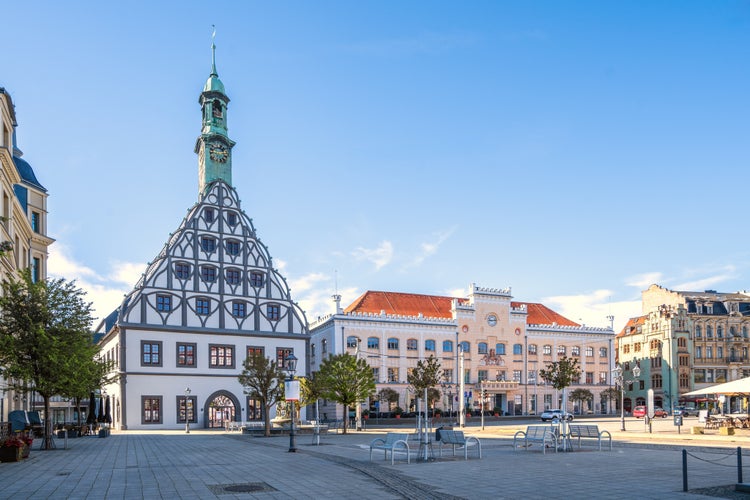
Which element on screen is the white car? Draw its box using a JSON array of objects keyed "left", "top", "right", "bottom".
[{"left": 540, "top": 409, "right": 573, "bottom": 422}]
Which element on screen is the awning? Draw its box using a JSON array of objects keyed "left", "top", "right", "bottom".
[{"left": 683, "top": 376, "right": 750, "bottom": 397}]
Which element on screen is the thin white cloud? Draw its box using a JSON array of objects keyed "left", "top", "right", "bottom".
[
  {"left": 542, "top": 289, "right": 640, "bottom": 331},
  {"left": 625, "top": 272, "right": 663, "bottom": 289},
  {"left": 351, "top": 241, "right": 393, "bottom": 270},
  {"left": 674, "top": 274, "right": 736, "bottom": 292},
  {"left": 47, "top": 245, "right": 137, "bottom": 325},
  {"left": 405, "top": 226, "right": 457, "bottom": 269}
]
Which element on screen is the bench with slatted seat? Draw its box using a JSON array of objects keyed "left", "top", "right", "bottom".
[
  {"left": 436, "top": 430, "right": 481, "bottom": 459},
  {"left": 369, "top": 432, "right": 410, "bottom": 464},
  {"left": 568, "top": 424, "right": 612, "bottom": 451},
  {"left": 513, "top": 425, "right": 558, "bottom": 454}
]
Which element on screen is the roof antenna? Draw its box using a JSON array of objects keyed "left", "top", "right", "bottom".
[{"left": 332, "top": 270, "right": 342, "bottom": 314}]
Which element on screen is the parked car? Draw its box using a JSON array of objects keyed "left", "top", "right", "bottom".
[
  {"left": 540, "top": 409, "right": 573, "bottom": 422},
  {"left": 633, "top": 405, "right": 668, "bottom": 418},
  {"left": 674, "top": 406, "right": 698, "bottom": 417}
]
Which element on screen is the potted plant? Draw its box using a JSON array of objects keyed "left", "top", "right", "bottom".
[
  {"left": 434, "top": 408, "right": 443, "bottom": 418},
  {"left": 0, "top": 435, "right": 25, "bottom": 462},
  {"left": 394, "top": 406, "right": 403, "bottom": 419},
  {"left": 493, "top": 406, "right": 502, "bottom": 417},
  {"left": 362, "top": 409, "right": 370, "bottom": 420},
  {"left": 20, "top": 435, "right": 32, "bottom": 459}
]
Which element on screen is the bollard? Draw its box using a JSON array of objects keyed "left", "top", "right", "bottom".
[
  {"left": 682, "top": 449, "right": 688, "bottom": 492},
  {"left": 738, "top": 447, "right": 743, "bottom": 484}
]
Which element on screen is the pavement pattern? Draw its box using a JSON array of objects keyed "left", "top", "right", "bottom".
[{"left": 1, "top": 417, "right": 749, "bottom": 499}]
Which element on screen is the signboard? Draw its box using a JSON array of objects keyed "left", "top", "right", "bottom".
[
  {"left": 673, "top": 415, "right": 683, "bottom": 427},
  {"left": 285, "top": 380, "right": 300, "bottom": 401}
]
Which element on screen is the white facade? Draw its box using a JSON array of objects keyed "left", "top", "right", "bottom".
[{"left": 95, "top": 53, "right": 308, "bottom": 430}]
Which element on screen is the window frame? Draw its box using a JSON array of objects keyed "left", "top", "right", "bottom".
[
  {"left": 142, "top": 396, "right": 163, "bottom": 425},
  {"left": 176, "top": 395, "right": 198, "bottom": 423},
  {"left": 232, "top": 301, "right": 247, "bottom": 318},
  {"left": 176, "top": 342, "right": 197, "bottom": 367},
  {"left": 209, "top": 344, "right": 235, "bottom": 369},
  {"left": 156, "top": 294, "right": 172, "bottom": 312},
  {"left": 195, "top": 297, "right": 210, "bottom": 315},
  {"left": 141, "top": 340, "right": 163, "bottom": 367}
]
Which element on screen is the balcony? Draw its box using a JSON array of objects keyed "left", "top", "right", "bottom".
[{"left": 479, "top": 380, "right": 519, "bottom": 392}]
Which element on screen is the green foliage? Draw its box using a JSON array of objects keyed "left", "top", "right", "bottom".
[
  {"left": 600, "top": 387, "right": 621, "bottom": 401},
  {"left": 317, "top": 353, "right": 376, "bottom": 433},
  {"left": 569, "top": 388, "right": 594, "bottom": 412},
  {"left": 539, "top": 356, "right": 581, "bottom": 391},
  {"left": 237, "top": 352, "right": 285, "bottom": 437},
  {"left": 377, "top": 387, "right": 400, "bottom": 404},
  {"left": 427, "top": 387, "right": 442, "bottom": 407},
  {"left": 407, "top": 355, "right": 443, "bottom": 393},
  {"left": 0, "top": 272, "right": 96, "bottom": 449}
]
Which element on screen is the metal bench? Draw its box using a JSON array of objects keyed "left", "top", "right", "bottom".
[
  {"left": 568, "top": 424, "right": 612, "bottom": 451},
  {"left": 513, "top": 425, "right": 558, "bottom": 454},
  {"left": 369, "top": 432, "right": 410, "bottom": 464},
  {"left": 436, "top": 430, "right": 481, "bottom": 459}
]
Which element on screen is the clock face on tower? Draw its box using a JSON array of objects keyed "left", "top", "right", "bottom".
[{"left": 209, "top": 142, "right": 228, "bottom": 163}]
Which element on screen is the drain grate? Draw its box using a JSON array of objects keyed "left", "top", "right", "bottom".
[
  {"left": 56, "top": 472, "right": 71, "bottom": 476},
  {"left": 208, "top": 482, "right": 277, "bottom": 495}
]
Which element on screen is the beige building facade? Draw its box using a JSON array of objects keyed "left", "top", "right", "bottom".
[
  {"left": 310, "top": 284, "right": 614, "bottom": 420},
  {"left": 0, "top": 88, "right": 54, "bottom": 422}
]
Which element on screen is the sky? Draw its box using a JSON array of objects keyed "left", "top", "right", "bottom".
[{"left": 3, "top": 1, "right": 750, "bottom": 333}]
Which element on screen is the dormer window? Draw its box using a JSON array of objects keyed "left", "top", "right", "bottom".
[{"left": 200, "top": 237, "right": 216, "bottom": 253}]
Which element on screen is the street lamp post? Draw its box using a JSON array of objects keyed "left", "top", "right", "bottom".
[
  {"left": 283, "top": 353, "right": 298, "bottom": 453},
  {"left": 612, "top": 364, "right": 641, "bottom": 431},
  {"left": 184, "top": 387, "right": 191, "bottom": 434}
]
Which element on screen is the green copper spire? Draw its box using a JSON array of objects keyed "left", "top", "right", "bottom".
[{"left": 195, "top": 26, "right": 235, "bottom": 194}]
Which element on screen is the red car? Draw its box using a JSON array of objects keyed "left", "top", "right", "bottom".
[{"left": 632, "top": 405, "right": 668, "bottom": 418}]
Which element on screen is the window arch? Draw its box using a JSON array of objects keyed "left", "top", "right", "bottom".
[
  {"left": 460, "top": 341, "right": 470, "bottom": 353},
  {"left": 443, "top": 340, "right": 453, "bottom": 353},
  {"left": 387, "top": 338, "right": 399, "bottom": 350},
  {"left": 406, "top": 338, "right": 418, "bottom": 351},
  {"left": 367, "top": 337, "right": 379, "bottom": 349},
  {"left": 496, "top": 343, "right": 506, "bottom": 355},
  {"left": 425, "top": 339, "right": 436, "bottom": 352},
  {"left": 346, "top": 336, "right": 359, "bottom": 348},
  {"left": 478, "top": 342, "right": 488, "bottom": 354}
]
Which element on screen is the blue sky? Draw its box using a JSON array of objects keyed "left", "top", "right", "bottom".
[{"left": 4, "top": 1, "right": 750, "bottom": 332}]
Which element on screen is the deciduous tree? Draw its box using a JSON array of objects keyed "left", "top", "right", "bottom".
[
  {"left": 317, "top": 353, "right": 375, "bottom": 434},
  {"left": 237, "top": 352, "right": 285, "bottom": 437}
]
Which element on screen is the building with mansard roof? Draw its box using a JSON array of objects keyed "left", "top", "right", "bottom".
[
  {"left": 310, "top": 284, "right": 614, "bottom": 421},
  {"left": 95, "top": 45, "right": 308, "bottom": 430},
  {"left": 616, "top": 284, "right": 750, "bottom": 414},
  {"left": 0, "top": 88, "right": 54, "bottom": 423}
]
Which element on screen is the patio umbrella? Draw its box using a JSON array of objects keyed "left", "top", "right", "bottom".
[
  {"left": 683, "top": 376, "right": 750, "bottom": 397},
  {"left": 86, "top": 392, "right": 97, "bottom": 425},
  {"left": 98, "top": 394, "right": 106, "bottom": 422},
  {"left": 105, "top": 396, "right": 112, "bottom": 424}
]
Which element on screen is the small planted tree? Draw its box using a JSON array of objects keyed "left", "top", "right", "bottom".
[
  {"left": 600, "top": 387, "right": 621, "bottom": 414},
  {"left": 540, "top": 356, "right": 581, "bottom": 433},
  {"left": 377, "top": 387, "right": 400, "bottom": 413},
  {"left": 317, "top": 353, "right": 376, "bottom": 434},
  {"left": 237, "top": 352, "right": 285, "bottom": 437}
]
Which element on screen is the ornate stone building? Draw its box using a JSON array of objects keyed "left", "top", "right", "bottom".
[
  {"left": 95, "top": 46, "right": 308, "bottom": 430},
  {"left": 617, "top": 284, "right": 750, "bottom": 413},
  {"left": 310, "top": 284, "right": 614, "bottom": 420},
  {"left": 0, "top": 87, "right": 54, "bottom": 421}
]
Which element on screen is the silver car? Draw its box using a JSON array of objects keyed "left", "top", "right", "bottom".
[{"left": 540, "top": 409, "right": 573, "bottom": 422}]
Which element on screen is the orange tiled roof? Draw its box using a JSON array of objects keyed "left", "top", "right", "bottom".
[
  {"left": 618, "top": 316, "right": 646, "bottom": 338},
  {"left": 345, "top": 291, "right": 579, "bottom": 327},
  {"left": 514, "top": 302, "right": 580, "bottom": 327}
]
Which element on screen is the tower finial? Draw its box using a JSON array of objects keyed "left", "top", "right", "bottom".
[{"left": 211, "top": 25, "right": 218, "bottom": 77}]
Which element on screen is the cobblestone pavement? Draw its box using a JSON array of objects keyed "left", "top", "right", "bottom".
[{"left": 1, "top": 417, "right": 749, "bottom": 499}]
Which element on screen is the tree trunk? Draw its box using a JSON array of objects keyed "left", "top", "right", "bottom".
[
  {"left": 263, "top": 400, "right": 271, "bottom": 437},
  {"left": 75, "top": 397, "right": 81, "bottom": 427},
  {"left": 342, "top": 405, "right": 349, "bottom": 434}
]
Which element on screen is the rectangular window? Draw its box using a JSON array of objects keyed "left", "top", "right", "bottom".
[
  {"left": 267, "top": 304, "right": 280, "bottom": 321},
  {"left": 586, "top": 347, "right": 594, "bottom": 357},
  {"left": 599, "top": 347, "right": 607, "bottom": 358},
  {"left": 496, "top": 343, "right": 506, "bottom": 355},
  {"left": 528, "top": 344, "right": 537, "bottom": 355},
  {"left": 157, "top": 294, "right": 172, "bottom": 312},
  {"left": 141, "top": 341, "right": 162, "bottom": 367},
  {"left": 443, "top": 340, "right": 453, "bottom": 352},
  {"left": 706, "top": 369, "right": 714, "bottom": 383},
  {"left": 226, "top": 269, "right": 241, "bottom": 284},
  {"left": 513, "top": 370, "right": 522, "bottom": 382},
  {"left": 387, "top": 338, "right": 399, "bottom": 350},
  {"left": 406, "top": 339, "right": 418, "bottom": 351},
  {"left": 196, "top": 298, "right": 210, "bottom": 315},
  {"left": 226, "top": 212, "right": 238, "bottom": 226},
  {"left": 31, "top": 257, "right": 41, "bottom": 283},
  {"left": 599, "top": 372, "right": 607, "bottom": 384},
  {"left": 276, "top": 347, "right": 293, "bottom": 368},
  {"left": 203, "top": 208, "right": 215, "bottom": 223},
  {"left": 513, "top": 344, "right": 523, "bottom": 355},
  {"left": 232, "top": 301, "right": 246, "bottom": 318},
  {"left": 142, "top": 396, "right": 162, "bottom": 424},
  {"left": 250, "top": 272, "right": 264, "bottom": 287},
  {"left": 200, "top": 237, "right": 216, "bottom": 252},
  {"left": 572, "top": 346, "right": 580, "bottom": 356},
  {"left": 695, "top": 346, "right": 702, "bottom": 358},
  {"left": 174, "top": 263, "right": 191, "bottom": 280},
  {"left": 478, "top": 370, "right": 488, "bottom": 382},
  {"left": 31, "top": 211, "right": 40, "bottom": 233},
  {"left": 209, "top": 344, "right": 235, "bottom": 368},
  {"left": 247, "top": 346, "right": 264, "bottom": 359},
  {"left": 557, "top": 346, "right": 566, "bottom": 355},
  {"left": 706, "top": 346, "right": 713, "bottom": 359},
  {"left": 543, "top": 345, "right": 552, "bottom": 355},
  {"left": 528, "top": 370, "right": 536, "bottom": 383},
  {"left": 176, "top": 343, "right": 196, "bottom": 367},
  {"left": 372, "top": 367, "right": 379, "bottom": 382},
  {"left": 177, "top": 395, "right": 197, "bottom": 423},
  {"left": 367, "top": 337, "right": 379, "bottom": 349},
  {"left": 585, "top": 372, "right": 594, "bottom": 384},
  {"left": 201, "top": 266, "right": 217, "bottom": 282},
  {"left": 443, "top": 368, "right": 453, "bottom": 382},
  {"left": 388, "top": 367, "right": 399, "bottom": 382},
  {"left": 226, "top": 240, "right": 241, "bottom": 255}
]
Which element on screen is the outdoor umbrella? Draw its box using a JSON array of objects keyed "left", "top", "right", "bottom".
[
  {"left": 683, "top": 376, "right": 750, "bottom": 397},
  {"left": 105, "top": 396, "right": 112, "bottom": 424},
  {"left": 98, "top": 394, "right": 106, "bottom": 422},
  {"left": 86, "top": 392, "right": 96, "bottom": 425}
]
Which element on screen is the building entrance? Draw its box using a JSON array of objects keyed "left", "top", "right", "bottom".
[{"left": 208, "top": 395, "right": 235, "bottom": 428}]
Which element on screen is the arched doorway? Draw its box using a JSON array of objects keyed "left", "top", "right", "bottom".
[{"left": 204, "top": 391, "right": 240, "bottom": 428}]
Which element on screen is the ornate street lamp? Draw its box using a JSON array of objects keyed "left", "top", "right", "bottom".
[
  {"left": 284, "top": 353, "right": 298, "bottom": 453},
  {"left": 184, "top": 387, "right": 191, "bottom": 434},
  {"left": 613, "top": 364, "right": 641, "bottom": 431}
]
